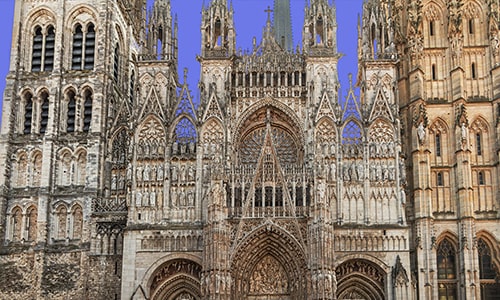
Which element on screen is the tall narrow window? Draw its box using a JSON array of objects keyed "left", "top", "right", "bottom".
[
  {"left": 27, "top": 206, "right": 37, "bottom": 241},
  {"left": 476, "top": 132, "right": 482, "bottom": 155},
  {"left": 113, "top": 44, "right": 120, "bottom": 81},
  {"left": 437, "top": 239, "right": 458, "bottom": 300},
  {"left": 83, "top": 90, "right": 92, "bottom": 132},
  {"left": 129, "top": 70, "right": 135, "bottom": 106},
  {"left": 435, "top": 133, "right": 442, "bottom": 157},
  {"left": 56, "top": 205, "right": 67, "bottom": 240},
  {"left": 84, "top": 24, "right": 95, "bottom": 70},
  {"left": 39, "top": 92, "right": 49, "bottom": 134},
  {"left": 66, "top": 90, "right": 76, "bottom": 133},
  {"left": 437, "top": 172, "right": 444, "bottom": 186},
  {"left": 44, "top": 26, "right": 55, "bottom": 71},
  {"left": 23, "top": 92, "right": 33, "bottom": 134},
  {"left": 477, "top": 238, "right": 500, "bottom": 299},
  {"left": 468, "top": 19, "right": 474, "bottom": 34},
  {"left": 478, "top": 171, "right": 485, "bottom": 185},
  {"left": 430, "top": 20, "right": 435, "bottom": 36},
  {"left": 432, "top": 64, "right": 437, "bottom": 80},
  {"left": 472, "top": 63, "right": 477, "bottom": 79},
  {"left": 32, "top": 26, "right": 43, "bottom": 72},
  {"left": 11, "top": 207, "right": 22, "bottom": 242},
  {"left": 71, "top": 25, "right": 83, "bottom": 70}
]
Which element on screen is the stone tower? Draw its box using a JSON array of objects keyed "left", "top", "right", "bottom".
[{"left": 0, "top": 0, "right": 499, "bottom": 299}]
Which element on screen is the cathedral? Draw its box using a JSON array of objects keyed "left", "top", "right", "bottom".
[{"left": 0, "top": 0, "right": 499, "bottom": 299}]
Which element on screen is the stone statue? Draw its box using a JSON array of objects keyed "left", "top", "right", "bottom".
[{"left": 417, "top": 121, "right": 426, "bottom": 145}]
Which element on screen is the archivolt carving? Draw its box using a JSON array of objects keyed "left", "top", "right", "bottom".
[
  {"left": 428, "top": 118, "right": 448, "bottom": 134},
  {"left": 149, "top": 259, "right": 201, "bottom": 300},
  {"left": 369, "top": 120, "right": 394, "bottom": 143},
  {"left": 336, "top": 259, "right": 386, "bottom": 300},
  {"left": 423, "top": 2, "right": 443, "bottom": 21},
  {"left": 249, "top": 255, "right": 289, "bottom": 295},
  {"left": 463, "top": 1, "right": 482, "bottom": 19}
]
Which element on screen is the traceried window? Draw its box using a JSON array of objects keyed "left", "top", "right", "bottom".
[
  {"left": 342, "top": 121, "right": 362, "bottom": 145},
  {"left": 71, "top": 23, "right": 95, "bottom": 70},
  {"left": 66, "top": 90, "right": 76, "bottom": 133},
  {"left": 476, "top": 132, "right": 482, "bottom": 155},
  {"left": 23, "top": 92, "right": 33, "bottom": 134},
  {"left": 477, "top": 238, "right": 500, "bottom": 299},
  {"left": 437, "top": 239, "right": 458, "bottom": 300}
]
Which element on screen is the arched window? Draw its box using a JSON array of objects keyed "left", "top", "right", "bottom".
[
  {"left": 44, "top": 26, "right": 55, "bottom": 71},
  {"left": 477, "top": 238, "right": 500, "bottom": 299},
  {"left": 32, "top": 26, "right": 43, "bottom": 71},
  {"left": 113, "top": 43, "right": 120, "bottom": 81},
  {"left": 31, "top": 153, "right": 42, "bottom": 187},
  {"left": 26, "top": 206, "right": 37, "bottom": 241},
  {"left": 39, "top": 91, "right": 49, "bottom": 134},
  {"left": 23, "top": 92, "right": 33, "bottom": 134},
  {"left": 82, "top": 89, "right": 92, "bottom": 132},
  {"left": 435, "top": 133, "right": 442, "bottom": 156},
  {"left": 72, "top": 205, "right": 83, "bottom": 240},
  {"left": 60, "top": 151, "right": 72, "bottom": 186},
  {"left": 16, "top": 153, "right": 28, "bottom": 187},
  {"left": 71, "top": 24, "right": 83, "bottom": 70},
  {"left": 11, "top": 207, "right": 22, "bottom": 242},
  {"left": 66, "top": 90, "right": 76, "bottom": 133},
  {"left": 437, "top": 239, "right": 458, "bottom": 300},
  {"left": 468, "top": 19, "right": 474, "bottom": 35},
  {"left": 476, "top": 132, "right": 482, "bottom": 155},
  {"left": 431, "top": 64, "right": 437, "bottom": 81},
  {"left": 56, "top": 205, "right": 67, "bottom": 240},
  {"left": 478, "top": 171, "right": 485, "bottom": 185},
  {"left": 71, "top": 23, "right": 96, "bottom": 70},
  {"left": 430, "top": 20, "right": 435, "bottom": 36},
  {"left": 84, "top": 23, "right": 95, "bottom": 70},
  {"left": 75, "top": 151, "right": 87, "bottom": 186},
  {"left": 437, "top": 172, "right": 444, "bottom": 186},
  {"left": 472, "top": 63, "right": 477, "bottom": 79}
]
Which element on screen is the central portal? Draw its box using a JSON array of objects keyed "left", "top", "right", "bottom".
[{"left": 247, "top": 255, "right": 291, "bottom": 300}]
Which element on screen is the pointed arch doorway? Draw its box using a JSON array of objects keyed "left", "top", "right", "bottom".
[{"left": 231, "top": 223, "right": 309, "bottom": 299}]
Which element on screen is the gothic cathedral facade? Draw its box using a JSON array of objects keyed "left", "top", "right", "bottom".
[{"left": 0, "top": 0, "right": 499, "bottom": 299}]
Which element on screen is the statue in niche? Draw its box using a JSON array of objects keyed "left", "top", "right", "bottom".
[
  {"left": 151, "top": 166, "right": 157, "bottom": 181},
  {"left": 329, "top": 162, "right": 336, "bottom": 180},
  {"left": 171, "top": 166, "right": 178, "bottom": 182},
  {"left": 180, "top": 143, "right": 187, "bottom": 154},
  {"left": 461, "top": 122, "right": 468, "bottom": 142},
  {"left": 400, "top": 188, "right": 406, "bottom": 205},
  {"left": 172, "top": 141, "right": 178, "bottom": 155},
  {"left": 136, "top": 166, "right": 143, "bottom": 181},
  {"left": 143, "top": 188, "right": 149, "bottom": 206},
  {"left": 188, "top": 142, "right": 195, "bottom": 153},
  {"left": 187, "top": 191, "right": 194, "bottom": 206},
  {"left": 179, "top": 188, "right": 186, "bottom": 206},
  {"left": 126, "top": 163, "right": 132, "bottom": 180},
  {"left": 188, "top": 165, "right": 195, "bottom": 182},
  {"left": 144, "top": 165, "right": 151, "bottom": 181},
  {"left": 417, "top": 121, "right": 426, "bottom": 145},
  {"left": 180, "top": 165, "right": 186, "bottom": 182},
  {"left": 157, "top": 188, "right": 163, "bottom": 206},
  {"left": 171, "top": 189, "right": 178, "bottom": 207},
  {"left": 150, "top": 189, "right": 156, "bottom": 206},
  {"left": 357, "top": 162, "right": 364, "bottom": 181},
  {"left": 157, "top": 165, "right": 164, "bottom": 181},
  {"left": 136, "top": 190, "right": 142, "bottom": 207},
  {"left": 118, "top": 175, "right": 125, "bottom": 190}
]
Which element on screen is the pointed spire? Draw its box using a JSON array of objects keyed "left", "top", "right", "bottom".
[{"left": 273, "top": 0, "right": 293, "bottom": 51}]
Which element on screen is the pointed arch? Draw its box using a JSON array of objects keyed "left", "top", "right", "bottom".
[
  {"left": 74, "top": 149, "right": 87, "bottom": 186},
  {"left": 436, "top": 237, "right": 459, "bottom": 299},
  {"left": 429, "top": 118, "right": 449, "bottom": 162},
  {"left": 10, "top": 206, "right": 23, "bottom": 242},
  {"left": 316, "top": 117, "right": 338, "bottom": 159},
  {"left": 55, "top": 203, "right": 68, "bottom": 240},
  {"left": 58, "top": 149, "right": 73, "bottom": 186},
  {"left": 336, "top": 258, "right": 386, "bottom": 300},
  {"left": 171, "top": 116, "right": 197, "bottom": 155},
  {"left": 137, "top": 115, "right": 167, "bottom": 159},
  {"left": 22, "top": 91, "right": 34, "bottom": 134},
  {"left": 470, "top": 116, "right": 490, "bottom": 158},
  {"left": 342, "top": 119, "right": 363, "bottom": 145},
  {"left": 201, "top": 117, "right": 224, "bottom": 158},
  {"left": 26, "top": 205, "right": 38, "bottom": 241},
  {"left": 110, "top": 127, "right": 129, "bottom": 164},
  {"left": 231, "top": 223, "right": 308, "bottom": 299},
  {"left": 31, "top": 150, "right": 43, "bottom": 187},
  {"left": 14, "top": 151, "right": 28, "bottom": 187},
  {"left": 71, "top": 204, "right": 83, "bottom": 240},
  {"left": 423, "top": 1, "right": 445, "bottom": 47}
]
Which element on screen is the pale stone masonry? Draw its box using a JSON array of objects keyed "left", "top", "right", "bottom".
[{"left": 0, "top": 0, "right": 499, "bottom": 299}]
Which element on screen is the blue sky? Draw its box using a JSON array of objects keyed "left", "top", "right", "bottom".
[{"left": 0, "top": 0, "right": 362, "bottom": 124}]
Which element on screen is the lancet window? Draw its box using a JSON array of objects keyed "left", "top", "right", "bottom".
[
  {"left": 437, "top": 239, "right": 458, "bottom": 300},
  {"left": 32, "top": 25, "right": 55, "bottom": 72},
  {"left": 477, "top": 238, "right": 500, "bottom": 299}
]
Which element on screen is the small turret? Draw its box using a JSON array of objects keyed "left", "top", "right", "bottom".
[
  {"left": 145, "top": 0, "right": 177, "bottom": 61},
  {"left": 200, "top": 0, "right": 236, "bottom": 58},
  {"left": 302, "top": 0, "right": 337, "bottom": 55}
]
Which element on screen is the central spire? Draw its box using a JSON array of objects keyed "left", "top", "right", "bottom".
[{"left": 273, "top": 0, "right": 293, "bottom": 51}]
